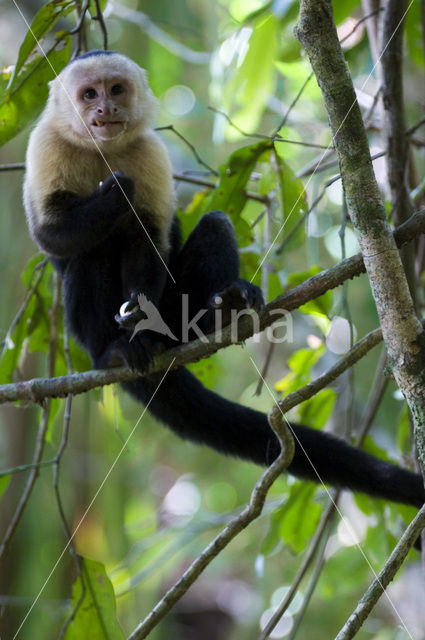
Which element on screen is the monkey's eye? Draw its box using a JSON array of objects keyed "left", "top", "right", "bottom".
[
  {"left": 111, "top": 84, "right": 124, "bottom": 96},
  {"left": 83, "top": 88, "right": 97, "bottom": 100}
]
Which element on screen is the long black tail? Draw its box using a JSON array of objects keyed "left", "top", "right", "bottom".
[{"left": 124, "top": 368, "right": 425, "bottom": 508}]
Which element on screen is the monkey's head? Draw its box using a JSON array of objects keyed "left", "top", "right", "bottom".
[{"left": 47, "top": 51, "right": 157, "bottom": 149}]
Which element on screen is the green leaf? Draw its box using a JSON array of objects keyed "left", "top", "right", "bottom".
[
  {"left": 224, "top": 14, "right": 278, "bottom": 136},
  {"left": 332, "top": 0, "right": 361, "bottom": 25},
  {"left": 275, "top": 345, "right": 324, "bottom": 394},
  {"left": 263, "top": 483, "right": 321, "bottom": 554},
  {"left": 88, "top": 0, "right": 108, "bottom": 16},
  {"left": 25, "top": 260, "right": 55, "bottom": 356},
  {"left": 176, "top": 188, "right": 213, "bottom": 243},
  {"left": 298, "top": 388, "right": 336, "bottom": 429},
  {"left": 0, "top": 297, "right": 33, "bottom": 382},
  {"left": 7, "top": 0, "right": 75, "bottom": 92},
  {"left": 286, "top": 266, "right": 332, "bottom": 317},
  {"left": 201, "top": 140, "right": 273, "bottom": 245},
  {"left": 0, "top": 36, "right": 71, "bottom": 146},
  {"left": 64, "top": 557, "right": 125, "bottom": 640},
  {"left": 0, "top": 475, "right": 11, "bottom": 502},
  {"left": 0, "top": 257, "right": 54, "bottom": 381},
  {"left": 405, "top": 2, "right": 424, "bottom": 68},
  {"left": 274, "top": 148, "right": 307, "bottom": 251}
]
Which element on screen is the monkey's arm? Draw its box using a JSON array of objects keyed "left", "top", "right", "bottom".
[{"left": 29, "top": 172, "right": 134, "bottom": 258}]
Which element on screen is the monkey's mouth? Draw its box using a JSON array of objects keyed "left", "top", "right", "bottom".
[{"left": 90, "top": 120, "right": 128, "bottom": 137}]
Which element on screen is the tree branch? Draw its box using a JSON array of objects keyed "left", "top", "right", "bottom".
[
  {"left": 127, "top": 409, "right": 295, "bottom": 640},
  {"left": 295, "top": 0, "right": 425, "bottom": 477},
  {"left": 276, "top": 327, "right": 382, "bottom": 415},
  {"left": 334, "top": 502, "right": 425, "bottom": 640},
  {"left": 1, "top": 210, "right": 425, "bottom": 406}
]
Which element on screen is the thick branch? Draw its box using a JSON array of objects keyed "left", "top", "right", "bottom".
[
  {"left": 381, "top": 0, "right": 416, "bottom": 303},
  {"left": 295, "top": 0, "right": 425, "bottom": 474},
  {"left": 381, "top": 0, "right": 413, "bottom": 226},
  {"left": 1, "top": 211, "right": 425, "bottom": 406}
]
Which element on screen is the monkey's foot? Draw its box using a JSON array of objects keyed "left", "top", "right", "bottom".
[
  {"left": 209, "top": 279, "right": 264, "bottom": 317},
  {"left": 98, "top": 334, "right": 162, "bottom": 372}
]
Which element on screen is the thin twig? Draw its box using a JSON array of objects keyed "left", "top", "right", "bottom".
[
  {"left": 92, "top": 0, "right": 108, "bottom": 50},
  {"left": 0, "top": 274, "right": 61, "bottom": 559},
  {"left": 258, "top": 492, "right": 339, "bottom": 640},
  {"left": 405, "top": 116, "right": 425, "bottom": 137},
  {"left": 172, "top": 171, "right": 271, "bottom": 204},
  {"left": 277, "top": 328, "right": 382, "bottom": 415},
  {"left": 0, "top": 459, "right": 56, "bottom": 477},
  {"left": 287, "top": 534, "right": 328, "bottom": 640},
  {"left": 334, "top": 502, "right": 425, "bottom": 640},
  {"left": 127, "top": 409, "right": 295, "bottom": 639},
  {"left": 273, "top": 73, "right": 314, "bottom": 136},
  {"left": 280, "top": 150, "right": 386, "bottom": 255},
  {"left": 69, "top": 0, "right": 89, "bottom": 35},
  {"left": 0, "top": 162, "right": 25, "bottom": 171},
  {"left": 56, "top": 327, "right": 85, "bottom": 639},
  {"left": 1, "top": 259, "right": 47, "bottom": 352},
  {"left": 276, "top": 173, "right": 340, "bottom": 255},
  {"left": 273, "top": 8, "right": 382, "bottom": 139},
  {"left": 209, "top": 105, "right": 332, "bottom": 149},
  {"left": 340, "top": 7, "right": 383, "bottom": 45},
  {"left": 157, "top": 125, "right": 218, "bottom": 176},
  {"left": 356, "top": 347, "right": 388, "bottom": 446}
]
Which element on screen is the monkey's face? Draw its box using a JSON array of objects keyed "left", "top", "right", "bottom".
[
  {"left": 49, "top": 54, "right": 158, "bottom": 149},
  {"left": 73, "top": 76, "right": 131, "bottom": 141}
]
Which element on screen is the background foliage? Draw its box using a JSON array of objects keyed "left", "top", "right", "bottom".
[{"left": 0, "top": 0, "right": 424, "bottom": 638}]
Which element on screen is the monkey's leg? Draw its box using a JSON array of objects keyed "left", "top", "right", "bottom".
[{"left": 174, "top": 211, "right": 263, "bottom": 335}]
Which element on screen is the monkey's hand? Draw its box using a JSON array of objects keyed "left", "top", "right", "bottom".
[
  {"left": 115, "top": 295, "right": 140, "bottom": 330},
  {"left": 97, "top": 171, "right": 135, "bottom": 213}
]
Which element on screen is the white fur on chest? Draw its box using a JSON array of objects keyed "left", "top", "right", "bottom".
[{"left": 24, "top": 121, "right": 175, "bottom": 248}]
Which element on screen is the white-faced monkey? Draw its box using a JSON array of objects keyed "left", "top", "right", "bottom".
[{"left": 23, "top": 51, "right": 425, "bottom": 511}]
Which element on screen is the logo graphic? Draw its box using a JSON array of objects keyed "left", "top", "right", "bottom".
[
  {"left": 129, "top": 294, "right": 178, "bottom": 342},
  {"left": 120, "top": 292, "right": 293, "bottom": 346}
]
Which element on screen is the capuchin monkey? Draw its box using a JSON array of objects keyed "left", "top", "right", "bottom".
[{"left": 23, "top": 50, "right": 425, "bottom": 512}]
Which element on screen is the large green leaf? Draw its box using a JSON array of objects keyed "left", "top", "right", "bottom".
[
  {"left": 223, "top": 14, "right": 278, "bottom": 135},
  {"left": 405, "top": 1, "right": 424, "bottom": 67},
  {"left": 274, "top": 147, "right": 307, "bottom": 250},
  {"left": 262, "top": 483, "right": 322, "bottom": 554},
  {"left": 275, "top": 344, "right": 325, "bottom": 394},
  {"left": 7, "top": 0, "right": 75, "bottom": 92},
  {"left": 298, "top": 388, "right": 336, "bottom": 429},
  {"left": 0, "top": 256, "right": 53, "bottom": 382},
  {"left": 201, "top": 139, "right": 273, "bottom": 245},
  {"left": 64, "top": 557, "right": 125, "bottom": 640},
  {"left": 0, "top": 37, "right": 70, "bottom": 146}
]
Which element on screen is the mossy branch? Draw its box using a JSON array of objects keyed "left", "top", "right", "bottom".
[
  {"left": 1, "top": 210, "right": 424, "bottom": 405},
  {"left": 295, "top": 0, "right": 425, "bottom": 476}
]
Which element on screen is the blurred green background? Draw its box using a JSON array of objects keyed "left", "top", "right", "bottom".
[{"left": 0, "top": 0, "right": 424, "bottom": 638}]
